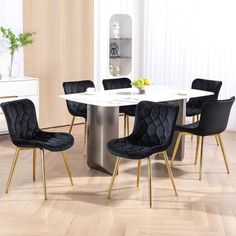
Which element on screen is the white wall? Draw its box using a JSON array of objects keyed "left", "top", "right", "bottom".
[
  {"left": 143, "top": 0, "right": 236, "bottom": 131},
  {"left": 94, "top": 0, "right": 144, "bottom": 90},
  {"left": 0, "top": 0, "right": 23, "bottom": 78}
]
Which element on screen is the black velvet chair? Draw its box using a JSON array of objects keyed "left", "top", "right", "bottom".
[
  {"left": 107, "top": 101, "right": 179, "bottom": 208},
  {"left": 63, "top": 80, "right": 95, "bottom": 157},
  {"left": 102, "top": 78, "right": 136, "bottom": 136},
  {"left": 1, "top": 99, "right": 74, "bottom": 200},
  {"left": 187, "top": 78, "right": 222, "bottom": 117},
  {"left": 171, "top": 97, "right": 235, "bottom": 180},
  {"left": 187, "top": 78, "right": 222, "bottom": 144}
]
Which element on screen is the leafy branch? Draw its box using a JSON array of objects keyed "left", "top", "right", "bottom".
[{"left": 0, "top": 26, "right": 35, "bottom": 76}]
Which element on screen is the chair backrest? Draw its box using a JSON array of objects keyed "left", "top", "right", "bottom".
[
  {"left": 188, "top": 78, "right": 222, "bottom": 108},
  {"left": 63, "top": 80, "right": 95, "bottom": 117},
  {"left": 1, "top": 99, "right": 39, "bottom": 142},
  {"left": 102, "top": 77, "right": 131, "bottom": 90},
  {"left": 198, "top": 96, "right": 235, "bottom": 136},
  {"left": 130, "top": 101, "right": 179, "bottom": 147}
]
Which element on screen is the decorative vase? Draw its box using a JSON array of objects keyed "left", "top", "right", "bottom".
[
  {"left": 9, "top": 53, "right": 14, "bottom": 77},
  {"left": 8, "top": 54, "right": 20, "bottom": 78},
  {"left": 115, "top": 65, "right": 120, "bottom": 76},
  {"left": 112, "top": 21, "right": 120, "bottom": 38}
]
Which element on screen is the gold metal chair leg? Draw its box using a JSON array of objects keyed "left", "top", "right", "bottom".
[
  {"left": 40, "top": 149, "right": 47, "bottom": 200},
  {"left": 33, "top": 148, "right": 37, "bottom": 182},
  {"left": 199, "top": 136, "right": 204, "bottom": 180},
  {"left": 61, "top": 151, "right": 74, "bottom": 185},
  {"left": 147, "top": 157, "right": 152, "bottom": 208},
  {"left": 5, "top": 148, "right": 20, "bottom": 193},
  {"left": 217, "top": 135, "right": 230, "bottom": 174},
  {"left": 215, "top": 135, "right": 220, "bottom": 146},
  {"left": 163, "top": 151, "right": 177, "bottom": 196},
  {"left": 137, "top": 160, "right": 141, "bottom": 187},
  {"left": 127, "top": 116, "right": 130, "bottom": 136},
  {"left": 170, "top": 132, "right": 182, "bottom": 165},
  {"left": 108, "top": 157, "right": 120, "bottom": 199},
  {"left": 124, "top": 114, "right": 127, "bottom": 136},
  {"left": 68, "top": 116, "right": 75, "bottom": 134},
  {"left": 194, "top": 136, "right": 200, "bottom": 165},
  {"left": 83, "top": 120, "right": 87, "bottom": 158}
]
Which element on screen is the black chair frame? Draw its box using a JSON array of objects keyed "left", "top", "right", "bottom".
[
  {"left": 1, "top": 99, "right": 74, "bottom": 200},
  {"left": 107, "top": 101, "right": 179, "bottom": 208},
  {"left": 171, "top": 97, "right": 235, "bottom": 180},
  {"left": 102, "top": 77, "right": 135, "bottom": 136},
  {"left": 63, "top": 80, "right": 95, "bottom": 157}
]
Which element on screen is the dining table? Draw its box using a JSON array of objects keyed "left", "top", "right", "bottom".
[{"left": 60, "top": 85, "right": 213, "bottom": 174}]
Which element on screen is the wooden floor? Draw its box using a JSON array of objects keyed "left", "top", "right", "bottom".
[{"left": 0, "top": 120, "right": 236, "bottom": 236}]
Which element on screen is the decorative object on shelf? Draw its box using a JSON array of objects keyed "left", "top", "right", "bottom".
[
  {"left": 112, "top": 20, "right": 120, "bottom": 38},
  {"left": 0, "top": 26, "right": 35, "bottom": 77},
  {"left": 109, "top": 64, "right": 115, "bottom": 76},
  {"left": 109, "top": 41, "right": 119, "bottom": 58},
  {"left": 131, "top": 78, "right": 151, "bottom": 94},
  {"left": 114, "top": 65, "right": 121, "bottom": 76}
]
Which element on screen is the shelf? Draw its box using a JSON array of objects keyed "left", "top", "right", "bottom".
[
  {"left": 110, "top": 38, "right": 132, "bottom": 40},
  {"left": 109, "top": 56, "right": 132, "bottom": 59}
]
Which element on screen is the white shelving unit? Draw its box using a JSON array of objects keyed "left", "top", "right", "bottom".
[{"left": 109, "top": 14, "right": 132, "bottom": 77}]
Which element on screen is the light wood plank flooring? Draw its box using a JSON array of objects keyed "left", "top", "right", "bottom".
[{"left": 0, "top": 120, "right": 236, "bottom": 236}]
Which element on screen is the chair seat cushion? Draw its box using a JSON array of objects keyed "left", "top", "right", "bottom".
[
  {"left": 107, "top": 137, "right": 166, "bottom": 159},
  {"left": 175, "top": 122, "right": 200, "bottom": 135},
  {"left": 119, "top": 105, "right": 136, "bottom": 117},
  {"left": 186, "top": 104, "right": 201, "bottom": 117},
  {"left": 13, "top": 131, "right": 74, "bottom": 152}
]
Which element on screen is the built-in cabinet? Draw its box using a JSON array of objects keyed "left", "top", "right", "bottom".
[
  {"left": 0, "top": 76, "right": 39, "bottom": 134},
  {"left": 109, "top": 14, "right": 132, "bottom": 77}
]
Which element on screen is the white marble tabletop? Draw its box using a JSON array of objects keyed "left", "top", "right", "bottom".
[{"left": 59, "top": 85, "right": 213, "bottom": 107}]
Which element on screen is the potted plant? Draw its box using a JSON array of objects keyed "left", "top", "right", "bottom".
[{"left": 0, "top": 26, "right": 35, "bottom": 77}]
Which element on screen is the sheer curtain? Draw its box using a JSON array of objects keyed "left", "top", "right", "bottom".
[
  {"left": 142, "top": 0, "right": 236, "bottom": 130},
  {"left": 0, "top": 0, "right": 23, "bottom": 78}
]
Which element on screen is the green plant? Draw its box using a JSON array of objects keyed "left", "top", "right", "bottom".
[{"left": 0, "top": 26, "right": 35, "bottom": 76}]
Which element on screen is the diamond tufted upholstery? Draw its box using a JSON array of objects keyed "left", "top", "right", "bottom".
[
  {"left": 177, "top": 97, "right": 235, "bottom": 136},
  {"left": 102, "top": 78, "right": 136, "bottom": 116},
  {"left": 1, "top": 99, "right": 74, "bottom": 152},
  {"left": 107, "top": 101, "right": 179, "bottom": 159},
  {"left": 103, "top": 77, "right": 132, "bottom": 90},
  {"left": 63, "top": 80, "right": 95, "bottom": 118},
  {"left": 186, "top": 78, "right": 222, "bottom": 117}
]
